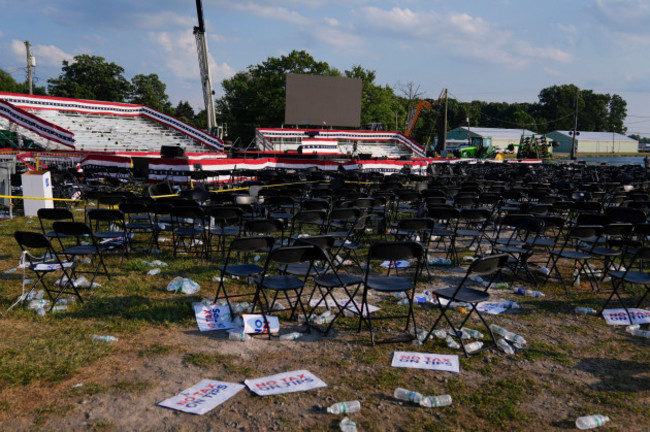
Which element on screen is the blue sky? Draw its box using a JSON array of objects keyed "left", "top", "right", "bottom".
[{"left": 1, "top": 0, "right": 650, "bottom": 135}]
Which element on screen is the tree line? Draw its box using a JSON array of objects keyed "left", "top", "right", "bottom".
[{"left": 0, "top": 51, "right": 628, "bottom": 146}]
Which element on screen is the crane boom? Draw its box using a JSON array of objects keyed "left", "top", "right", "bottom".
[
  {"left": 194, "top": 0, "right": 218, "bottom": 135},
  {"left": 404, "top": 88, "right": 446, "bottom": 138}
]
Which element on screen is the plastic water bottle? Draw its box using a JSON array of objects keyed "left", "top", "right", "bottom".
[
  {"left": 497, "top": 338, "right": 515, "bottom": 355},
  {"left": 232, "top": 302, "right": 251, "bottom": 314},
  {"left": 419, "top": 394, "right": 452, "bottom": 408},
  {"left": 461, "top": 327, "right": 484, "bottom": 339},
  {"left": 51, "top": 305, "right": 68, "bottom": 312},
  {"left": 494, "top": 282, "right": 509, "bottom": 289},
  {"left": 28, "top": 299, "right": 50, "bottom": 310},
  {"left": 393, "top": 291, "right": 407, "bottom": 299},
  {"left": 394, "top": 388, "right": 423, "bottom": 404},
  {"left": 431, "top": 329, "right": 447, "bottom": 339},
  {"left": 445, "top": 336, "right": 461, "bottom": 350},
  {"left": 147, "top": 268, "right": 161, "bottom": 276},
  {"left": 573, "top": 275, "right": 581, "bottom": 287},
  {"left": 575, "top": 414, "right": 610, "bottom": 430},
  {"left": 279, "top": 332, "right": 302, "bottom": 341},
  {"left": 228, "top": 331, "right": 251, "bottom": 342},
  {"left": 497, "top": 299, "right": 520, "bottom": 309},
  {"left": 314, "top": 309, "right": 333, "bottom": 324},
  {"left": 574, "top": 307, "right": 597, "bottom": 315},
  {"left": 512, "top": 288, "right": 545, "bottom": 297},
  {"left": 36, "top": 307, "right": 46, "bottom": 317},
  {"left": 339, "top": 417, "right": 357, "bottom": 432},
  {"left": 56, "top": 297, "right": 76, "bottom": 305},
  {"left": 327, "top": 400, "right": 361, "bottom": 414},
  {"left": 92, "top": 334, "right": 118, "bottom": 343},
  {"left": 538, "top": 266, "right": 551, "bottom": 275},
  {"left": 489, "top": 324, "right": 527, "bottom": 348},
  {"left": 463, "top": 341, "right": 484, "bottom": 353}
]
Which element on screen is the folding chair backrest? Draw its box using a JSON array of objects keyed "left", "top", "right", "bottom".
[
  {"left": 293, "top": 235, "right": 335, "bottom": 251},
  {"left": 88, "top": 209, "right": 125, "bottom": 225},
  {"left": 267, "top": 245, "right": 317, "bottom": 266},
  {"left": 468, "top": 254, "right": 509, "bottom": 277},
  {"left": 633, "top": 246, "right": 650, "bottom": 261},
  {"left": 605, "top": 207, "right": 646, "bottom": 225},
  {"left": 15, "top": 230, "right": 53, "bottom": 251},
  {"left": 53, "top": 221, "right": 93, "bottom": 237},
  {"left": 368, "top": 241, "right": 424, "bottom": 262},
  {"left": 230, "top": 236, "right": 275, "bottom": 254},
  {"left": 38, "top": 208, "right": 74, "bottom": 235},
  {"left": 245, "top": 218, "right": 284, "bottom": 235},
  {"left": 397, "top": 218, "right": 434, "bottom": 232},
  {"left": 568, "top": 225, "right": 601, "bottom": 241}
]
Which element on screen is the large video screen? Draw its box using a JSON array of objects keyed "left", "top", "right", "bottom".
[{"left": 284, "top": 73, "right": 362, "bottom": 127}]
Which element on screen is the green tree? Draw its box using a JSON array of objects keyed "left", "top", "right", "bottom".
[
  {"left": 130, "top": 73, "right": 172, "bottom": 113},
  {"left": 217, "top": 50, "right": 339, "bottom": 144},
  {"left": 174, "top": 101, "right": 195, "bottom": 124},
  {"left": 345, "top": 65, "right": 404, "bottom": 130},
  {"left": 607, "top": 94, "right": 627, "bottom": 134},
  {"left": 47, "top": 54, "right": 130, "bottom": 102},
  {"left": 0, "top": 70, "right": 19, "bottom": 92},
  {"left": 536, "top": 84, "right": 580, "bottom": 132}
]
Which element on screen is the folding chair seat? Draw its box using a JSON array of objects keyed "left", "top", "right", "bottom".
[
  {"left": 13, "top": 231, "right": 80, "bottom": 310},
  {"left": 599, "top": 246, "right": 650, "bottom": 321},
  {"left": 87, "top": 208, "right": 129, "bottom": 261},
  {"left": 52, "top": 221, "right": 110, "bottom": 288},
  {"left": 252, "top": 245, "right": 320, "bottom": 336},
  {"left": 360, "top": 241, "right": 424, "bottom": 345},
  {"left": 326, "top": 207, "right": 362, "bottom": 235},
  {"left": 542, "top": 225, "right": 602, "bottom": 294},
  {"left": 214, "top": 236, "right": 275, "bottom": 316},
  {"left": 170, "top": 206, "right": 208, "bottom": 259},
  {"left": 286, "top": 235, "right": 335, "bottom": 278},
  {"left": 263, "top": 195, "right": 296, "bottom": 223},
  {"left": 38, "top": 208, "right": 75, "bottom": 240},
  {"left": 426, "top": 254, "right": 508, "bottom": 356}
]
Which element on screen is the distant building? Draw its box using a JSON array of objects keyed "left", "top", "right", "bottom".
[
  {"left": 546, "top": 131, "right": 638, "bottom": 154},
  {"left": 446, "top": 127, "right": 535, "bottom": 151}
]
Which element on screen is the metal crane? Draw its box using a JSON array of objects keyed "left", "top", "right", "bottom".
[{"left": 193, "top": 0, "right": 219, "bottom": 136}]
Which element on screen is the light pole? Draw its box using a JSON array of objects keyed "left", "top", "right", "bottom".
[{"left": 466, "top": 117, "right": 471, "bottom": 147}]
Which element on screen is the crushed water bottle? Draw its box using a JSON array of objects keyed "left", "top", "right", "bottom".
[
  {"left": 463, "top": 341, "right": 484, "bottom": 353},
  {"left": 339, "top": 417, "right": 357, "bottom": 432},
  {"left": 497, "top": 299, "right": 520, "bottom": 309},
  {"left": 419, "top": 394, "right": 452, "bottom": 408},
  {"left": 232, "top": 302, "right": 251, "bottom": 314},
  {"left": 538, "top": 266, "right": 551, "bottom": 275},
  {"left": 574, "top": 306, "right": 598, "bottom": 315},
  {"left": 489, "top": 324, "right": 527, "bottom": 348},
  {"left": 497, "top": 338, "right": 515, "bottom": 355},
  {"left": 627, "top": 328, "right": 650, "bottom": 338},
  {"left": 512, "top": 288, "right": 545, "bottom": 297},
  {"left": 327, "top": 400, "right": 361, "bottom": 414},
  {"left": 51, "top": 305, "right": 68, "bottom": 312},
  {"left": 575, "top": 414, "right": 610, "bottom": 430},
  {"left": 92, "top": 334, "right": 118, "bottom": 343},
  {"left": 228, "top": 331, "right": 251, "bottom": 342},
  {"left": 394, "top": 388, "right": 423, "bottom": 404},
  {"left": 393, "top": 291, "right": 407, "bottom": 299},
  {"left": 55, "top": 297, "right": 76, "bottom": 305},
  {"left": 445, "top": 336, "right": 461, "bottom": 350},
  {"left": 278, "top": 332, "right": 302, "bottom": 341},
  {"left": 460, "top": 327, "right": 484, "bottom": 339},
  {"left": 146, "top": 268, "right": 161, "bottom": 276},
  {"left": 313, "top": 309, "right": 333, "bottom": 324}
]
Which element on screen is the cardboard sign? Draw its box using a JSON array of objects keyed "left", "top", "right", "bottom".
[
  {"left": 391, "top": 351, "right": 460, "bottom": 373},
  {"left": 602, "top": 308, "right": 650, "bottom": 326},
  {"left": 193, "top": 303, "right": 234, "bottom": 332},
  {"left": 380, "top": 260, "right": 411, "bottom": 268},
  {"left": 158, "top": 379, "right": 244, "bottom": 415},
  {"left": 476, "top": 302, "right": 508, "bottom": 315},
  {"left": 245, "top": 370, "right": 327, "bottom": 396},
  {"left": 242, "top": 314, "right": 280, "bottom": 334},
  {"left": 308, "top": 298, "right": 380, "bottom": 316}
]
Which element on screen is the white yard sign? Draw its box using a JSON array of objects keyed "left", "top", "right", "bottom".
[
  {"left": 158, "top": 379, "right": 244, "bottom": 415},
  {"left": 245, "top": 370, "right": 327, "bottom": 396},
  {"left": 391, "top": 351, "right": 460, "bottom": 373},
  {"left": 242, "top": 314, "right": 280, "bottom": 334},
  {"left": 602, "top": 308, "right": 650, "bottom": 326},
  {"left": 193, "top": 303, "right": 234, "bottom": 331}
]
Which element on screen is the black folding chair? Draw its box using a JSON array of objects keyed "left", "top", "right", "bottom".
[
  {"left": 251, "top": 245, "right": 320, "bottom": 338},
  {"left": 214, "top": 236, "right": 275, "bottom": 316},
  {"left": 13, "top": 231, "right": 80, "bottom": 311},
  {"left": 426, "top": 254, "right": 509, "bottom": 357},
  {"left": 87, "top": 208, "right": 129, "bottom": 262},
  {"left": 170, "top": 206, "right": 207, "bottom": 259},
  {"left": 360, "top": 241, "right": 424, "bottom": 345},
  {"left": 52, "top": 221, "right": 110, "bottom": 288},
  {"left": 599, "top": 246, "right": 650, "bottom": 322},
  {"left": 37, "top": 208, "right": 75, "bottom": 240}
]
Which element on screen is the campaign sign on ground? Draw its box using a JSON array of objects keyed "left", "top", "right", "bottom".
[
  {"left": 242, "top": 314, "right": 280, "bottom": 334},
  {"left": 308, "top": 298, "right": 380, "bottom": 316},
  {"left": 391, "top": 351, "right": 460, "bottom": 373},
  {"left": 380, "top": 260, "right": 411, "bottom": 268},
  {"left": 193, "top": 303, "right": 234, "bottom": 332},
  {"left": 158, "top": 379, "right": 244, "bottom": 415},
  {"left": 476, "top": 302, "right": 508, "bottom": 315},
  {"left": 602, "top": 308, "right": 650, "bottom": 326},
  {"left": 245, "top": 370, "right": 327, "bottom": 396}
]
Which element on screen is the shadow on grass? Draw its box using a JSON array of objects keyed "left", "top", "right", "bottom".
[
  {"left": 574, "top": 357, "right": 650, "bottom": 393},
  {"left": 67, "top": 295, "right": 195, "bottom": 325}
]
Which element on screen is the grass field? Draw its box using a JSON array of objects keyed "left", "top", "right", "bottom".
[{"left": 0, "top": 213, "right": 648, "bottom": 431}]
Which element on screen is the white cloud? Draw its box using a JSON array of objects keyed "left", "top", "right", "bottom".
[
  {"left": 591, "top": 0, "right": 650, "bottom": 33},
  {"left": 11, "top": 39, "right": 73, "bottom": 66},
  {"left": 230, "top": 3, "right": 309, "bottom": 24},
  {"left": 514, "top": 42, "right": 573, "bottom": 63},
  {"left": 130, "top": 11, "right": 195, "bottom": 30}
]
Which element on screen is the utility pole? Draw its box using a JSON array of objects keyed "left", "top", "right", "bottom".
[
  {"left": 25, "top": 41, "right": 34, "bottom": 95},
  {"left": 570, "top": 87, "right": 579, "bottom": 160},
  {"left": 442, "top": 88, "right": 448, "bottom": 152}
]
